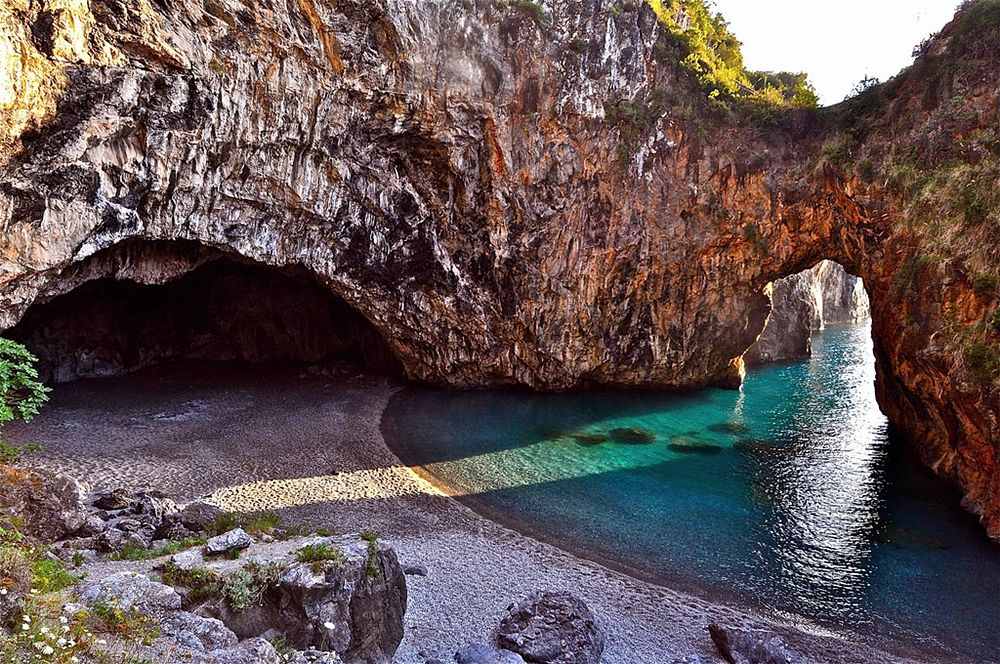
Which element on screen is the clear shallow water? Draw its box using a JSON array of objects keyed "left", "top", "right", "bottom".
[{"left": 382, "top": 324, "right": 1000, "bottom": 660}]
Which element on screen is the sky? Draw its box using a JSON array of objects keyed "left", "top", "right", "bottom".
[{"left": 710, "top": 0, "right": 960, "bottom": 105}]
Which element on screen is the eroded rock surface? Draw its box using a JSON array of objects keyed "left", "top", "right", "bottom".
[
  {"left": 745, "top": 260, "right": 870, "bottom": 365},
  {"left": 0, "top": 1, "right": 996, "bottom": 535}
]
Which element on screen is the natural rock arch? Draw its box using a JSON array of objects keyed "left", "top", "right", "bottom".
[{"left": 0, "top": 0, "right": 995, "bottom": 536}]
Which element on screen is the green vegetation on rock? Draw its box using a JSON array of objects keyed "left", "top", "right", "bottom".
[{"left": 647, "top": 0, "right": 817, "bottom": 107}]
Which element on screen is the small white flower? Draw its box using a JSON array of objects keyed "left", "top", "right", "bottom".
[
  {"left": 59, "top": 615, "right": 69, "bottom": 624},
  {"left": 96, "top": 638, "right": 107, "bottom": 645},
  {"left": 71, "top": 658, "right": 79, "bottom": 663},
  {"left": 62, "top": 625, "right": 70, "bottom": 632},
  {"left": 40, "top": 626, "right": 49, "bottom": 634},
  {"left": 0, "top": 587, "right": 7, "bottom": 595},
  {"left": 323, "top": 621, "right": 335, "bottom": 630},
  {"left": 22, "top": 614, "right": 30, "bottom": 622},
  {"left": 42, "top": 645, "right": 54, "bottom": 655},
  {"left": 21, "top": 624, "right": 29, "bottom": 631},
  {"left": 30, "top": 588, "right": 38, "bottom": 594},
  {"left": 57, "top": 638, "right": 67, "bottom": 646}
]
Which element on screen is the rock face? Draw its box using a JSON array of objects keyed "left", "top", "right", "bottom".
[
  {"left": 496, "top": 591, "right": 604, "bottom": 664},
  {"left": 0, "top": 2, "right": 997, "bottom": 534},
  {"left": 708, "top": 623, "right": 796, "bottom": 664},
  {"left": 745, "top": 260, "right": 870, "bottom": 365},
  {"left": 0, "top": 466, "right": 91, "bottom": 541},
  {"left": 169, "top": 534, "right": 407, "bottom": 664}
]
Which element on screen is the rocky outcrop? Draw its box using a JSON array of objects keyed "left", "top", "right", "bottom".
[
  {"left": 0, "top": 465, "right": 96, "bottom": 540},
  {"left": 745, "top": 260, "right": 870, "bottom": 365},
  {"left": 167, "top": 534, "right": 407, "bottom": 664},
  {"left": 0, "top": 2, "right": 996, "bottom": 534}
]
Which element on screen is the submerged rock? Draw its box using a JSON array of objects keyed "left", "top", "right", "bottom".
[
  {"left": 669, "top": 435, "right": 723, "bottom": 455},
  {"left": 607, "top": 428, "right": 656, "bottom": 445},
  {"left": 497, "top": 591, "right": 604, "bottom": 664},
  {"left": 571, "top": 433, "right": 610, "bottom": 447},
  {"left": 708, "top": 421, "right": 751, "bottom": 436}
]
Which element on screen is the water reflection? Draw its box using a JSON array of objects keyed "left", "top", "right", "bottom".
[{"left": 381, "top": 324, "right": 1000, "bottom": 659}]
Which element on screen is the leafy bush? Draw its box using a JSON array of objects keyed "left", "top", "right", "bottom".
[
  {"left": 221, "top": 562, "right": 283, "bottom": 611},
  {"left": 160, "top": 562, "right": 223, "bottom": 602},
  {"left": 0, "top": 338, "right": 49, "bottom": 461},
  {"left": 360, "top": 531, "right": 380, "bottom": 579},
  {"left": 207, "top": 511, "right": 281, "bottom": 537}
]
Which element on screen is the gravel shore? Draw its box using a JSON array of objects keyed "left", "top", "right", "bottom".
[{"left": 9, "top": 362, "right": 955, "bottom": 663}]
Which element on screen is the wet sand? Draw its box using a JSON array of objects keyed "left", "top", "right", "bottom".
[{"left": 8, "top": 362, "right": 948, "bottom": 663}]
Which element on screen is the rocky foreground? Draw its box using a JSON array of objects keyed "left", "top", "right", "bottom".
[{"left": 2, "top": 465, "right": 808, "bottom": 664}]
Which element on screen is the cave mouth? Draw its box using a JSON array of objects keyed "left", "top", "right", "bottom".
[{"left": 6, "top": 244, "right": 404, "bottom": 384}]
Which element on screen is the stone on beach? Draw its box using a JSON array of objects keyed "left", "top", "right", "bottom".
[
  {"left": 497, "top": 591, "right": 604, "bottom": 664},
  {"left": 206, "top": 528, "right": 255, "bottom": 555}
]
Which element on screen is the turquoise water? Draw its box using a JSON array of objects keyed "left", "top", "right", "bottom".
[{"left": 381, "top": 324, "right": 1000, "bottom": 660}]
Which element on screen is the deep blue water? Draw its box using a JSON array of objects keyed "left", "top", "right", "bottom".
[{"left": 381, "top": 324, "right": 1000, "bottom": 660}]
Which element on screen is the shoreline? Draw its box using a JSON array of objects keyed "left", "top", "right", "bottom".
[{"left": 7, "top": 362, "right": 975, "bottom": 664}]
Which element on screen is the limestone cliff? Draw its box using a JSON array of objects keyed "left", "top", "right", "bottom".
[
  {"left": 745, "top": 261, "right": 870, "bottom": 365},
  {"left": 1, "top": 1, "right": 997, "bottom": 536}
]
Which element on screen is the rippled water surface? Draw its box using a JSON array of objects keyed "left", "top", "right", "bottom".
[{"left": 382, "top": 324, "right": 1000, "bottom": 660}]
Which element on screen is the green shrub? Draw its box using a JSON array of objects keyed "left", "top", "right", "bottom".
[
  {"left": 973, "top": 274, "right": 999, "bottom": 298},
  {"left": 29, "top": 557, "right": 78, "bottom": 593},
  {"left": 207, "top": 511, "right": 281, "bottom": 537},
  {"left": 0, "top": 338, "right": 49, "bottom": 463},
  {"left": 360, "top": 531, "right": 380, "bottom": 579},
  {"left": 109, "top": 536, "right": 207, "bottom": 561},
  {"left": 221, "top": 562, "right": 283, "bottom": 611},
  {"left": 160, "top": 562, "right": 223, "bottom": 602},
  {"left": 646, "top": 0, "right": 817, "bottom": 108},
  {"left": 295, "top": 542, "right": 346, "bottom": 570}
]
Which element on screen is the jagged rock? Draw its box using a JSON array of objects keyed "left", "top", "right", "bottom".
[
  {"left": 93, "top": 488, "right": 134, "bottom": 511},
  {"left": 0, "top": 466, "right": 91, "bottom": 541},
  {"left": 191, "top": 637, "right": 284, "bottom": 664},
  {"left": 708, "top": 624, "right": 796, "bottom": 664},
  {"left": 403, "top": 564, "right": 428, "bottom": 576},
  {"left": 134, "top": 490, "right": 179, "bottom": 523},
  {"left": 174, "top": 501, "right": 226, "bottom": 532},
  {"left": 455, "top": 643, "right": 526, "bottom": 664},
  {"left": 745, "top": 261, "right": 870, "bottom": 366},
  {"left": 291, "top": 648, "right": 345, "bottom": 664},
  {"left": 97, "top": 516, "right": 156, "bottom": 552},
  {"left": 205, "top": 528, "right": 254, "bottom": 555},
  {"left": 497, "top": 591, "right": 604, "bottom": 664},
  {"left": 162, "top": 611, "right": 239, "bottom": 651},
  {"left": 169, "top": 535, "right": 406, "bottom": 664},
  {"left": 78, "top": 571, "right": 182, "bottom": 612}
]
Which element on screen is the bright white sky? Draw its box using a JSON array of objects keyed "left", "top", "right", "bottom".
[{"left": 710, "top": 0, "right": 959, "bottom": 105}]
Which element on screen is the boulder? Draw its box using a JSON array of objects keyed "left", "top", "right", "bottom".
[
  {"left": 191, "top": 637, "right": 284, "bottom": 664},
  {"left": 78, "top": 571, "right": 183, "bottom": 612},
  {"left": 175, "top": 501, "right": 226, "bottom": 532},
  {"left": 0, "top": 466, "right": 91, "bottom": 541},
  {"left": 496, "top": 591, "right": 604, "bottom": 664},
  {"left": 455, "top": 643, "right": 526, "bottom": 663},
  {"left": 291, "top": 648, "right": 345, "bottom": 663},
  {"left": 171, "top": 535, "right": 406, "bottom": 664},
  {"left": 93, "top": 488, "right": 134, "bottom": 511},
  {"left": 134, "top": 490, "right": 179, "bottom": 523},
  {"left": 708, "top": 624, "right": 796, "bottom": 664},
  {"left": 162, "top": 611, "right": 239, "bottom": 651},
  {"left": 206, "top": 528, "right": 254, "bottom": 555}
]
